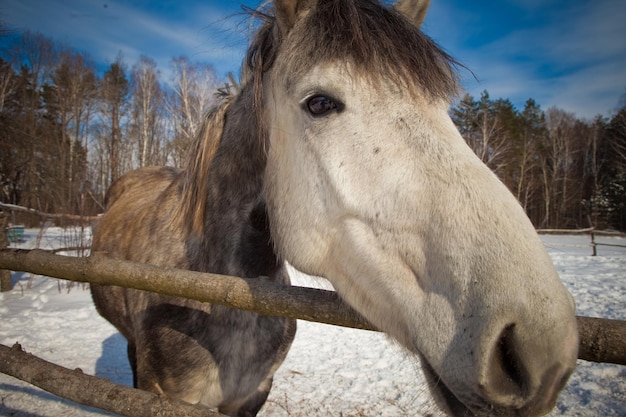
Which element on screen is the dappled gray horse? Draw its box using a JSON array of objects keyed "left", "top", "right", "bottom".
[{"left": 91, "top": 1, "right": 578, "bottom": 416}]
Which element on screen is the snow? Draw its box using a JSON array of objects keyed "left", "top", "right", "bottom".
[{"left": 0, "top": 228, "right": 625, "bottom": 416}]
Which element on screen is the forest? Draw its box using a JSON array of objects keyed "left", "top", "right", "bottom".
[{"left": 1, "top": 30, "right": 625, "bottom": 231}]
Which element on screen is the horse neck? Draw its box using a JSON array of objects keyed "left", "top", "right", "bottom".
[{"left": 185, "top": 85, "right": 279, "bottom": 280}]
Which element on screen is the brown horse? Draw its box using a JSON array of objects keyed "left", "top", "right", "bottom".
[
  {"left": 91, "top": 1, "right": 578, "bottom": 416},
  {"left": 91, "top": 94, "right": 295, "bottom": 416}
]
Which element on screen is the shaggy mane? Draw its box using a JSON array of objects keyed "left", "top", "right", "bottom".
[{"left": 175, "top": 94, "right": 233, "bottom": 236}]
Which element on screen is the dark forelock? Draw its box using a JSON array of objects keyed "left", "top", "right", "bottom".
[{"left": 248, "top": 0, "right": 460, "bottom": 101}]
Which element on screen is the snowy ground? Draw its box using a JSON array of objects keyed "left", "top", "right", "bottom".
[{"left": 0, "top": 227, "right": 624, "bottom": 417}]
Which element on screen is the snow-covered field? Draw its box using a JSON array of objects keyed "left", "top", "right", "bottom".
[{"left": 0, "top": 227, "right": 624, "bottom": 416}]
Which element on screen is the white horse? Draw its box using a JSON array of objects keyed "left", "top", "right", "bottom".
[
  {"left": 92, "top": 0, "right": 578, "bottom": 416},
  {"left": 264, "top": 0, "right": 578, "bottom": 415}
]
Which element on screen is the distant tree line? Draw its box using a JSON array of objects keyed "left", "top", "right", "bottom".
[
  {"left": 451, "top": 92, "right": 625, "bottom": 231},
  {"left": 0, "top": 30, "right": 624, "bottom": 230}
]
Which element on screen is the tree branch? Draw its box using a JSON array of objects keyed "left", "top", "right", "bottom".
[{"left": 0, "top": 343, "right": 224, "bottom": 417}]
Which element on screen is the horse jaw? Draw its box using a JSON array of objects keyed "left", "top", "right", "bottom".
[{"left": 263, "top": 63, "right": 578, "bottom": 416}]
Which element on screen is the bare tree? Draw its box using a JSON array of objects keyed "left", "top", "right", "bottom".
[
  {"left": 578, "top": 117, "right": 605, "bottom": 226},
  {"left": 609, "top": 106, "right": 626, "bottom": 164},
  {"left": 0, "top": 59, "right": 14, "bottom": 113},
  {"left": 514, "top": 99, "right": 546, "bottom": 221},
  {"left": 475, "top": 92, "right": 511, "bottom": 172},
  {"left": 452, "top": 92, "right": 516, "bottom": 184},
  {"left": 8, "top": 31, "right": 57, "bottom": 89},
  {"left": 166, "top": 57, "right": 220, "bottom": 166},
  {"left": 601, "top": 104, "right": 626, "bottom": 229},
  {"left": 47, "top": 50, "right": 97, "bottom": 213},
  {"left": 99, "top": 55, "right": 129, "bottom": 188},
  {"left": 129, "top": 56, "right": 166, "bottom": 168},
  {"left": 544, "top": 107, "right": 581, "bottom": 227}
]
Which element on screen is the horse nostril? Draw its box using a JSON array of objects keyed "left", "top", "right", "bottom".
[
  {"left": 498, "top": 325, "right": 526, "bottom": 391},
  {"left": 475, "top": 314, "right": 578, "bottom": 415},
  {"left": 484, "top": 324, "right": 530, "bottom": 404}
]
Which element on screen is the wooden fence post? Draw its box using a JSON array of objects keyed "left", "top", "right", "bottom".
[
  {"left": 0, "top": 214, "right": 11, "bottom": 292},
  {"left": 590, "top": 229, "right": 597, "bottom": 256}
]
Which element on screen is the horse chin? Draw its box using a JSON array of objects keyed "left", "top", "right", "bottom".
[
  {"left": 420, "top": 358, "right": 476, "bottom": 417},
  {"left": 420, "top": 357, "right": 546, "bottom": 417}
]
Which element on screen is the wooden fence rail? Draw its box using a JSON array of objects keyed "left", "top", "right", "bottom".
[
  {"left": 0, "top": 202, "right": 99, "bottom": 222},
  {"left": 537, "top": 227, "right": 626, "bottom": 256},
  {"left": 0, "top": 249, "right": 373, "bottom": 330},
  {"left": 1, "top": 248, "right": 625, "bottom": 365}
]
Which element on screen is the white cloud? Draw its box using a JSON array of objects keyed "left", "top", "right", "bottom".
[
  {"left": 77, "top": 2, "right": 241, "bottom": 67},
  {"left": 443, "top": 0, "right": 626, "bottom": 118},
  {"left": 3, "top": 0, "right": 248, "bottom": 79},
  {"left": 542, "top": 61, "right": 626, "bottom": 119}
]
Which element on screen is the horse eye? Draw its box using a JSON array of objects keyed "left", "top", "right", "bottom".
[{"left": 306, "top": 95, "right": 340, "bottom": 117}]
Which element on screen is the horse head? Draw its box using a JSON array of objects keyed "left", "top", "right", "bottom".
[{"left": 256, "top": 1, "right": 578, "bottom": 415}]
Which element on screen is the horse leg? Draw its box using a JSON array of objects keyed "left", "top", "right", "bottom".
[
  {"left": 127, "top": 340, "right": 138, "bottom": 388},
  {"left": 236, "top": 388, "right": 271, "bottom": 417},
  {"left": 219, "top": 377, "right": 273, "bottom": 417}
]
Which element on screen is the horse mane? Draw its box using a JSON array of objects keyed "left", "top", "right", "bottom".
[{"left": 175, "top": 92, "right": 233, "bottom": 237}]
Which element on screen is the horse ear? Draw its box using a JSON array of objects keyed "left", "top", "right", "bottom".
[
  {"left": 274, "top": 0, "right": 316, "bottom": 34},
  {"left": 394, "top": 0, "right": 431, "bottom": 28}
]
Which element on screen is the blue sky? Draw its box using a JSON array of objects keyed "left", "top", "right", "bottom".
[{"left": 2, "top": 0, "right": 625, "bottom": 119}]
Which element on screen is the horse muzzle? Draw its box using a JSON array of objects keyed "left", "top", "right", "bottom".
[{"left": 422, "top": 314, "right": 578, "bottom": 417}]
